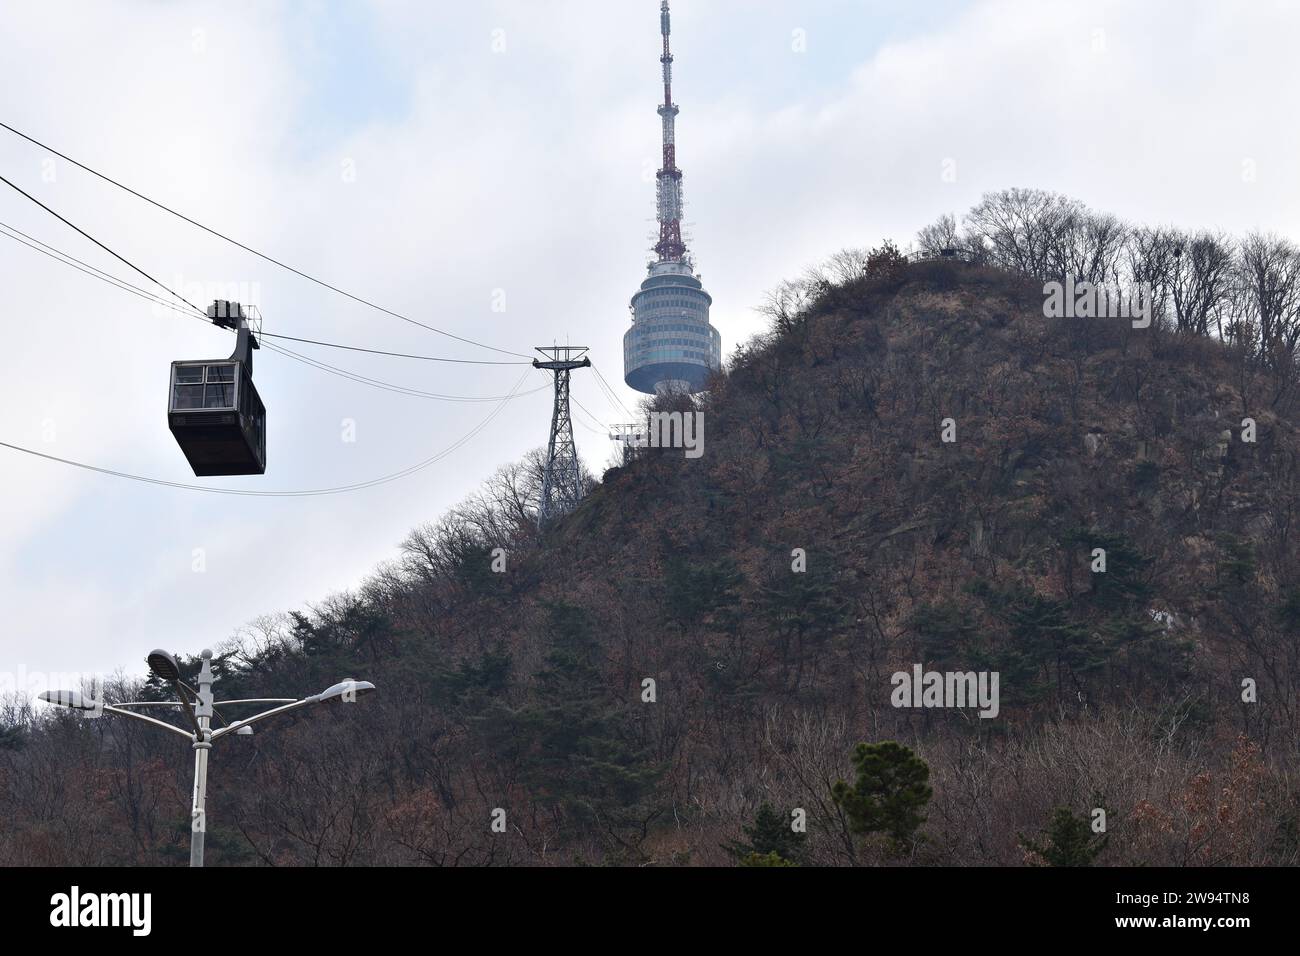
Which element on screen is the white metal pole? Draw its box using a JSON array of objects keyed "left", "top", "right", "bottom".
[
  {"left": 190, "top": 742, "right": 208, "bottom": 867},
  {"left": 189, "top": 649, "right": 214, "bottom": 868}
]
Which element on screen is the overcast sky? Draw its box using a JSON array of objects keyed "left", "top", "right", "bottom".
[{"left": 1, "top": 0, "right": 1296, "bottom": 690}]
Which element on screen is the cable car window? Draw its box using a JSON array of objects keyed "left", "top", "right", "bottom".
[
  {"left": 204, "top": 382, "right": 233, "bottom": 407},
  {"left": 201, "top": 364, "right": 235, "bottom": 408},
  {"left": 172, "top": 365, "right": 204, "bottom": 410},
  {"left": 173, "top": 386, "right": 203, "bottom": 409}
]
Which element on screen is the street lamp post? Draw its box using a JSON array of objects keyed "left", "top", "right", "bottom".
[
  {"left": 189, "top": 650, "right": 213, "bottom": 867},
  {"left": 39, "top": 647, "right": 375, "bottom": 868}
]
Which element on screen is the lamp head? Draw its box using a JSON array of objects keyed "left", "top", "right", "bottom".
[
  {"left": 146, "top": 649, "right": 181, "bottom": 682},
  {"left": 38, "top": 689, "right": 99, "bottom": 711},
  {"left": 318, "top": 679, "right": 376, "bottom": 703}
]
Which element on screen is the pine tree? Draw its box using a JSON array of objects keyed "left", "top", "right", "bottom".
[
  {"left": 723, "top": 801, "right": 806, "bottom": 864},
  {"left": 487, "top": 601, "right": 662, "bottom": 854},
  {"left": 1020, "top": 806, "right": 1109, "bottom": 866},
  {"left": 832, "top": 741, "right": 932, "bottom": 855},
  {"left": 1063, "top": 528, "right": 1154, "bottom": 610},
  {"left": 663, "top": 553, "right": 744, "bottom": 630}
]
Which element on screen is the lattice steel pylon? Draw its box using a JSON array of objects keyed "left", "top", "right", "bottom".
[
  {"left": 534, "top": 346, "right": 592, "bottom": 528},
  {"left": 609, "top": 423, "right": 646, "bottom": 466}
]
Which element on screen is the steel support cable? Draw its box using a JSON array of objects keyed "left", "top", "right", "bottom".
[
  {"left": 0, "top": 171, "right": 203, "bottom": 314},
  {"left": 0, "top": 224, "right": 541, "bottom": 402},
  {"left": 588, "top": 365, "right": 621, "bottom": 415},
  {"left": 602, "top": 368, "right": 637, "bottom": 419},
  {"left": 0, "top": 222, "right": 187, "bottom": 312},
  {"left": 0, "top": 121, "right": 532, "bottom": 359},
  {"left": 0, "top": 219, "right": 528, "bottom": 365},
  {"left": 590, "top": 362, "right": 637, "bottom": 419},
  {"left": 0, "top": 183, "right": 550, "bottom": 490},
  {"left": 261, "top": 339, "right": 549, "bottom": 403},
  {"left": 570, "top": 395, "right": 609, "bottom": 433},
  {"left": 0, "top": 369, "right": 533, "bottom": 497},
  {"left": 255, "top": 331, "right": 529, "bottom": 365}
]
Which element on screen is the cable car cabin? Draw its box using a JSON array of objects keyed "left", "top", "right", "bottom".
[{"left": 168, "top": 302, "right": 266, "bottom": 476}]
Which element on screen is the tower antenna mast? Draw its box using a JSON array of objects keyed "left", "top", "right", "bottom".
[{"left": 654, "top": 0, "right": 686, "bottom": 263}]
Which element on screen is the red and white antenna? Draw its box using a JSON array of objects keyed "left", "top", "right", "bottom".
[{"left": 653, "top": 0, "right": 687, "bottom": 264}]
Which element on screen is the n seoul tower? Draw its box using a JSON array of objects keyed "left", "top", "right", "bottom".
[{"left": 622, "top": 1, "right": 721, "bottom": 395}]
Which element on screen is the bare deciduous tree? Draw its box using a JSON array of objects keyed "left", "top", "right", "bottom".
[
  {"left": 1169, "top": 229, "right": 1235, "bottom": 336},
  {"left": 757, "top": 278, "right": 814, "bottom": 335},
  {"left": 1238, "top": 232, "right": 1300, "bottom": 365},
  {"left": 964, "top": 188, "right": 1084, "bottom": 278},
  {"left": 916, "top": 213, "right": 960, "bottom": 256}
]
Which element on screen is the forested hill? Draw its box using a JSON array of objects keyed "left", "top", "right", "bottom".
[{"left": 4, "top": 217, "right": 1299, "bottom": 866}]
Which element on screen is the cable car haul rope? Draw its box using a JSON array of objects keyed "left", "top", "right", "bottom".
[
  {"left": 0, "top": 222, "right": 540, "bottom": 398},
  {"left": 0, "top": 369, "right": 530, "bottom": 497},
  {"left": 0, "top": 121, "right": 552, "bottom": 493},
  {"left": 0, "top": 120, "right": 534, "bottom": 360}
]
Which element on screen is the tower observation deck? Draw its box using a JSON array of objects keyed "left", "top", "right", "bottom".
[{"left": 623, "top": 1, "right": 721, "bottom": 396}]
